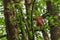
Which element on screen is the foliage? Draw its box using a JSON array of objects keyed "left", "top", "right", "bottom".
[{"left": 0, "top": 0, "right": 60, "bottom": 40}]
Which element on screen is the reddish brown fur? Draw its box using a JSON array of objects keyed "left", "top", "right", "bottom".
[{"left": 36, "top": 16, "right": 44, "bottom": 26}]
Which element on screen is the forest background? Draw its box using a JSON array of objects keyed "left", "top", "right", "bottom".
[{"left": 0, "top": 0, "right": 60, "bottom": 40}]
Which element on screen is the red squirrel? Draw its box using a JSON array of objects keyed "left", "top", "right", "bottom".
[
  {"left": 34, "top": 13, "right": 49, "bottom": 26},
  {"left": 35, "top": 16, "right": 44, "bottom": 26}
]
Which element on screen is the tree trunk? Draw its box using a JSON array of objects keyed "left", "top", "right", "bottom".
[
  {"left": 46, "top": 1, "right": 60, "bottom": 40},
  {"left": 14, "top": 0, "right": 29, "bottom": 40},
  {"left": 3, "top": 0, "right": 18, "bottom": 40},
  {"left": 42, "top": 30, "right": 49, "bottom": 40},
  {"left": 25, "top": 0, "right": 34, "bottom": 40}
]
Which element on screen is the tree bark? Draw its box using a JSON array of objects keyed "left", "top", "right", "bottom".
[
  {"left": 42, "top": 30, "right": 49, "bottom": 40},
  {"left": 25, "top": 0, "right": 34, "bottom": 40},
  {"left": 46, "top": 1, "right": 60, "bottom": 40},
  {"left": 14, "top": 0, "right": 29, "bottom": 40},
  {"left": 3, "top": 0, "right": 18, "bottom": 40}
]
